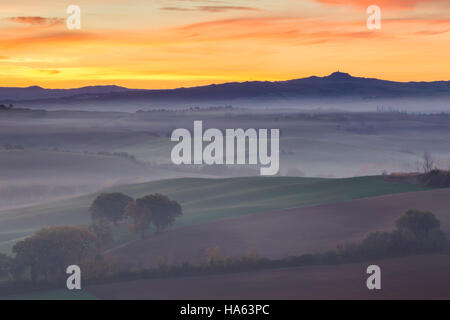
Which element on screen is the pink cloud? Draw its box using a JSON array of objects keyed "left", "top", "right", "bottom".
[{"left": 7, "top": 16, "right": 64, "bottom": 26}]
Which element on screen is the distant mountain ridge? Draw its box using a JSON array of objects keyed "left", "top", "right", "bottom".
[
  {"left": 2, "top": 72, "right": 450, "bottom": 104},
  {"left": 0, "top": 85, "right": 130, "bottom": 101}
]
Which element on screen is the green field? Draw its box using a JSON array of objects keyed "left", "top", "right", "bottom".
[{"left": 0, "top": 175, "right": 426, "bottom": 255}]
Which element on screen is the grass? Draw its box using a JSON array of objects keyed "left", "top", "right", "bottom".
[{"left": 0, "top": 175, "right": 426, "bottom": 255}]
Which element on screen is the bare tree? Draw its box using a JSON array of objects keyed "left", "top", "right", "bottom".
[{"left": 422, "top": 151, "right": 434, "bottom": 173}]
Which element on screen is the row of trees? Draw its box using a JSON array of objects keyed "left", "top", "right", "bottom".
[{"left": 89, "top": 192, "right": 182, "bottom": 239}]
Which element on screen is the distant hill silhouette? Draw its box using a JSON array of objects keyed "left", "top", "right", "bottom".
[
  {"left": 2, "top": 72, "right": 450, "bottom": 104},
  {"left": 0, "top": 85, "right": 129, "bottom": 101}
]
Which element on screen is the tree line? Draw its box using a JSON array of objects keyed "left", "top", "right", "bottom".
[{"left": 2, "top": 209, "right": 445, "bottom": 289}]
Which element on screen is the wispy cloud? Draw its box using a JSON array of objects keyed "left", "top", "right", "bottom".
[
  {"left": 413, "top": 29, "right": 450, "bottom": 35},
  {"left": 7, "top": 16, "right": 64, "bottom": 26},
  {"left": 313, "top": 0, "right": 446, "bottom": 10},
  {"left": 161, "top": 6, "right": 262, "bottom": 13},
  {"left": 38, "top": 69, "right": 61, "bottom": 74}
]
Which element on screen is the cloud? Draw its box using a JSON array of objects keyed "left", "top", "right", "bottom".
[
  {"left": 161, "top": 6, "right": 262, "bottom": 12},
  {"left": 160, "top": 7, "right": 192, "bottom": 12},
  {"left": 7, "top": 16, "right": 64, "bottom": 26},
  {"left": 413, "top": 29, "right": 450, "bottom": 35},
  {"left": 313, "top": 0, "right": 440, "bottom": 10},
  {"left": 0, "top": 30, "right": 98, "bottom": 51},
  {"left": 1, "top": 12, "right": 449, "bottom": 88},
  {"left": 168, "top": 17, "right": 387, "bottom": 45},
  {"left": 38, "top": 69, "right": 61, "bottom": 74},
  {"left": 198, "top": 6, "right": 262, "bottom": 12}
]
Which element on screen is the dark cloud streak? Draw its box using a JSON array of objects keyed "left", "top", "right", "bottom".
[
  {"left": 7, "top": 16, "right": 64, "bottom": 26},
  {"left": 161, "top": 6, "right": 262, "bottom": 13}
]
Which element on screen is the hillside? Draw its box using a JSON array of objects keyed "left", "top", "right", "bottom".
[
  {"left": 108, "top": 187, "right": 450, "bottom": 268},
  {"left": 87, "top": 254, "right": 450, "bottom": 300},
  {"left": 6, "top": 253, "right": 449, "bottom": 300},
  {"left": 0, "top": 176, "right": 424, "bottom": 253}
]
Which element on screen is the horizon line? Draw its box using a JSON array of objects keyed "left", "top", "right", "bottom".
[{"left": 2, "top": 71, "right": 450, "bottom": 91}]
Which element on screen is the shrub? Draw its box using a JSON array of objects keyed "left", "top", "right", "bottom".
[
  {"left": 205, "top": 247, "right": 232, "bottom": 268},
  {"left": 338, "top": 210, "right": 447, "bottom": 260},
  {"left": 396, "top": 209, "right": 441, "bottom": 240},
  {"left": 81, "top": 255, "right": 118, "bottom": 281}
]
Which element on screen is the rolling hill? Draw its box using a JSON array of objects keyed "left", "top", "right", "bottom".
[
  {"left": 107, "top": 187, "right": 450, "bottom": 268},
  {"left": 0, "top": 176, "right": 425, "bottom": 254}
]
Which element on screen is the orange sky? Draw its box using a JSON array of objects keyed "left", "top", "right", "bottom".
[{"left": 0, "top": 0, "right": 449, "bottom": 89}]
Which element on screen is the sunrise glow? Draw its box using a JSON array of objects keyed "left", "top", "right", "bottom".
[{"left": 1, "top": 0, "right": 449, "bottom": 88}]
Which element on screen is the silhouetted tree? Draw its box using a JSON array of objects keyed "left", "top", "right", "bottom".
[
  {"left": 125, "top": 199, "right": 152, "bottom": 239},
  {"left": 89, "top": 193, "right": 133, "bottom": 225},
  {"left": 145, "top": 194, "right": 182, "bottom": 234},
  {"left": 125, "top": 194, "right": 182, "bottom": 238},
  {"left": 422, "top": 151, "right": 435, "bottom": 173}
]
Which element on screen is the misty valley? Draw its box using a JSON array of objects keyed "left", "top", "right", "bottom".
[
  {"left": 1, "top": 97, "right": 450, "bottom": 299},
  {"left": 2, "top": 103, "right": 450, "bottom": 210},
  {"left": 2, "top": 0, "right": 450, "bottom": 304}
]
